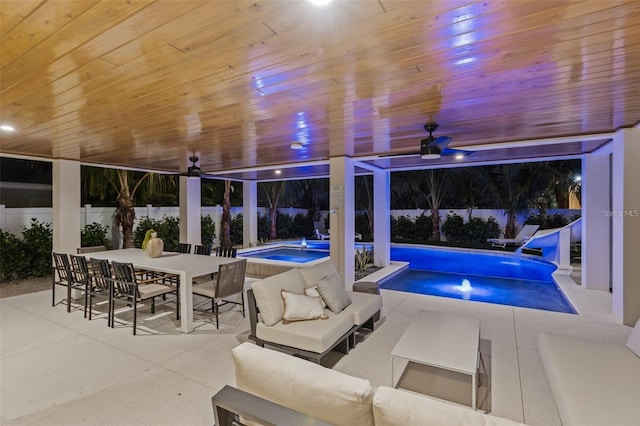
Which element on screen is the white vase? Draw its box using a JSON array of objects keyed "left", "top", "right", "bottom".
[{"left": 146, "top": 233, "right": 164, "bottom": 258}]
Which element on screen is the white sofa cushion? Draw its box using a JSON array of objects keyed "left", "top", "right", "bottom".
[
  {"left": 233, "top": 342, "right": 375, "bottom": 426},
  {"left": 251, "top": 268, "right": 305, "bottom": 326},
  {"left": 372, "top": 386, "right": 524, "bottom": 426},
  {"left": 625, "top": 318, "right": 640, "bottom": 358},
  {"left": 281, "top": 290, "right": 327, "bottom": 323},
  {"left": 299, "top": 259, "right": 340, "bottom": 288},
  {"left": 538, "top": 332, "right": 640, "bottom": 426},
  {"left": 305, "top": 285, "right": 327, "bottom": 308},
  {"left": 344, "top": 291, "right": 382, "bottom": 326},
  {"left": 256, "top": 309, "right": 354, "bottom": 353}
]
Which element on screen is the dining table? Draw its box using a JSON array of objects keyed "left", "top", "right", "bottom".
[{"left": 89, "top": 248, "right": 239, "bottom": 333}]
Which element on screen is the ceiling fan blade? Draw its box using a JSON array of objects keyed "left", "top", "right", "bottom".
[
  {"left": 376, "top": 151, "right": 421, "bottom": 159},
  {"left": 428, "top": 135, "right": 453, "bottom": 151},
  {"left": 441, "top": 147, "right": 473, "bottom": 157}
]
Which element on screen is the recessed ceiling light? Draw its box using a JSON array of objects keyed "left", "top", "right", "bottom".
[
  {"left": 309, "top": 0, "right": 332, "bottom": 6},
  {"left": 1, "top": 124, "right": 15, "bottom": 132},
  {"left": 275, "top": 169, "right": 282, "bottom": 175},
  {"left": 290, "top": 142, "right": 304, "bottom": 150},
  {"left": 455, "top": 153, "right": 465, "bottom": 160}
]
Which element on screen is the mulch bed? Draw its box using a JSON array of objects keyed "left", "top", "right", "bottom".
[{"left": 0, "top": 276, "right": 51, "bottom": 299}]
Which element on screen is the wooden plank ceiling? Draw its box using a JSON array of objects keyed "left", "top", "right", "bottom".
[{"left": 1, "top": 0, "right": 639, "bottom": 180}]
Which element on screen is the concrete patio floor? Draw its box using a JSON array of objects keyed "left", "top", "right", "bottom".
[{"left": 0, "top": 272, "right": 632, "bottom": 426}]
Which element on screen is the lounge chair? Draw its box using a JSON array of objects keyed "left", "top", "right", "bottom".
[
  {"left": 487, "top": 224, "right": 540, "bottom": 248},
  {"left": 313, "top": 222, "right": 362, "bottom": 241}
]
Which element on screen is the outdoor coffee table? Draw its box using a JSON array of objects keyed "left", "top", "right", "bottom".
[{"left": 391, "top": 309, "right": 481, "bottom": 410}]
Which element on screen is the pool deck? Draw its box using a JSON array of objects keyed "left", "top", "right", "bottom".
[{"left": 1, "top": 272, "right": 631, "bottom": 426}]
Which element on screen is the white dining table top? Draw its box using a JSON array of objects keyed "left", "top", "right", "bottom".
[{"left": 88, "top": 248, "right": 238, "bottom": 276}]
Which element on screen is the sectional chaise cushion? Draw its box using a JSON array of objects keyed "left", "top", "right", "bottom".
[
  {"left": 255, "top": 309, "right": 355, "bottom": 353},
  {"left": 372, "top": 386, "right": 525, "bottom": 426},
  {"left": 538, "top": 332, "right": 640, "bottom": 426},
  {"left": 233, "top": 342, "right": 375, "bottom": 426},
  {"left": 251, "top": 268, "right": 305, "bottom": 326},
  {"left": 625, "top": 318, "right": 640, "bottom": 357}
]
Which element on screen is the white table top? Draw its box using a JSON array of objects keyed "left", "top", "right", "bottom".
[
  {"left": 391, "top": 310, "right": 480, "bottom": 375},
  {"left": 89, "top": 248, "right": 238, "bottom": 276}
]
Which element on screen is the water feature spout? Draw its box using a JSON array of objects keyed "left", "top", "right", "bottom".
[{"left": 300, "top": 237, "right": 308, "bottom": 249}]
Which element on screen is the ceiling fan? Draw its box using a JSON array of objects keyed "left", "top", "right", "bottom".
[
  {"left": 382, "top": 122, "right": 473, "bottom": 160},
  {"left": 184, "top": 154, "right": 216, "bottom": 179}
]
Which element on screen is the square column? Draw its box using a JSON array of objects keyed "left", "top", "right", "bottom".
[
  {"left": 611, "top": 128, "right": 640, "bottom": 326},
  {"left": 373, "top": 168, "right": 390, "bottom": 267},
  {"left": 179, "top": 176, "right": 201, "bottom": 246},
  {"left": 243, "top": 181, "right": 258, "bottom": 247},
  {"left": 53, "top": 160, "right": 81, "bottom": 253},
  {"left": 329, "top": 156, "right": 355, "bottom": 288},
  {"left": 581, "top": 152, "right": 611, "bottom": 291}
]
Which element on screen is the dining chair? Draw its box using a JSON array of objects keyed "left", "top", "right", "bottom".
[
  {"left": 192, "top": 259, "right": 247, "bottom": 329},
  {"left": 69, "top": 254, "right": 91, "bottom": 318},
  {"left": 52, "top": 252, "right": 86, "bottom": 313},
  {"left": 215, "top": 246, "right": 237, "bottom": 258},
  {"left": 88, "top": 257, "right": 114, "bottom": 326},
  {"left": 111, "top": 261, "right": 180, "bottom": 335},
  {"left": 177, "top": 243, "right": 192, "bottom": 254},
  {"left": 194, "top": 244, "right": 212, "bottom": 255}
]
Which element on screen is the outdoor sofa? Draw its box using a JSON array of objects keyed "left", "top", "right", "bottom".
[
  {"left": 211, "top": 342, "right": 525, "bottom": 426},
  {"left": 538, "top": 318, "right": 640, "bottom": 426},
  {"left": 247, "top": 260, "right": 382, "bottom": 365}
]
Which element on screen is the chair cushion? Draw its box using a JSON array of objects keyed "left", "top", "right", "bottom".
[
  {"left": 372, "top": 386, "right": 524, "bottom": 426},
  {"left": 138, "top": 283, "right": 174, "bottom": 299},
  {"left": 316, "top": 273, "right": 352, "bottom": 314},
  {"left": 233, "top": 342, "right": 375, "bottom": 426},
  {"left": 255, "top": 310, "right": 354, "bottom": 353},
  {"left": 192, "top": 281, "right": 216, "bottom": 298},
  {"left": 281, "top": 290, "right": 327, "bottom": 323},
  {"left": 251, "top": 268, "right": 305, "bottom": 326}
]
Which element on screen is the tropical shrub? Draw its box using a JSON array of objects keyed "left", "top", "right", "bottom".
[
  {"left": 275, "top": 211, "right": 293, "bottom": 239},
  {"left": 524, "top": 213, "right": 570, "bottom": 230},
  {"left": 81, "top": 222, "right": 109, "bottom": 247},
  {"left": 414, "top": 214, "right": 433, "bottom": 241},
  {"left": 230, "top": 214, "right": 243, "bottom": 246},
  {"left": 20, "top": 218, "right": 53, "bottom": 277},
  {"left": 257, "top": 213, "right": 270, "bottom": 241},
  {"left": 442, "top": 214, "right": 465, "bottom": 242},
  {"left": 0, "top": 229, "right": 28, "bottom": 281},
  {"left": 355, "top": 214, "right": 372, "bottom": 241},
  {"left": 355, "top": 247, "right": 374, "bottom": 273},
  {"left": 201, "top": 215, "right": 216, "bottom": 247},
  {"left": 391, "top": 215, "right": 417, "bottom": 241},
  {"left": 292, "top": 213, "right": 314, "bottom": 238}
]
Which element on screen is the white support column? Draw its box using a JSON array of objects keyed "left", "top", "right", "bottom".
[
  {"left": 611, "top": 128, "right": 640, "bottom": 326},
  {"left": 581, "top": 152, "right": 611, "bottom": 291},
  {"left": 373, "top": 168, "right": 390, "bottom": 267},
  {"left": 52, "top": 160, "right": 81, "bottom": 253},
  {"left": 243, "top": 181, "right": 258, "bottom": 247},
  {"left": 329, "top": 156, "right": 355, "bottom": 288},
  {"left": 0, "top": 204, "right": 6, "bottom": 230},
  {"left": 179, "top": 176, "right": 201, "bottom": 246}
]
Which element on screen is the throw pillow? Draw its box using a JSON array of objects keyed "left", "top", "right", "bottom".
[
  {"left": 315, "top": 273, "right": 352, "bottom": 314},
  {"left": 281, "top": 290, "right": 328, "bottom": 323},
  {"left": 305, "top": 285, "right": 327, "bottom": 308}
]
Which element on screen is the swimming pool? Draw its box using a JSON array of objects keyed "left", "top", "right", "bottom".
[
  {"left": 303, "top": 241, "right": 575, "bottom": 314},
  {"left": 383, "top": 246, "right": 576, "bottom": 314},
  {"left": 240, "top": 247, "right": 329, "bottom": 263}
]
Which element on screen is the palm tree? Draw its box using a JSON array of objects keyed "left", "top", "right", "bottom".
[
  {"left": 259, "top": 181, "right": 286, "bottom": 240},
  {"left": 392, "top": 169, "right": 450, "bottom": 241},
  {"left": 485, "top": 163, "right": 548, "bottom": 238},
  {"left": 355, "top": 175, "right": 374, "bottom": 237},
  {"left": 82, "top": 167, "right": 176, "bottom": 248},
  {"left": 219, "top": 180, "right": 234, "bottom": 248}
]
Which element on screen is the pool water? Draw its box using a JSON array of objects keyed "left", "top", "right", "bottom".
[
  {"left": 385, "top": 246, "right": 576, "bottom": 314},
  {"left": 240, "top": 248, "right": 328, "bottom": 263}
]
